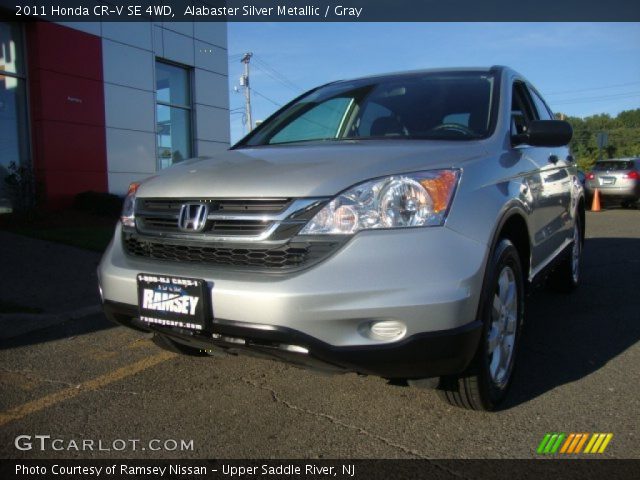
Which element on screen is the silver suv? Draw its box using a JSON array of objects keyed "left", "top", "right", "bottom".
[
  {"left": 99, "top": 66, "right": 585, "bottom": 410},
  {"left": 585, "top": 158, "right": 640, "bottom": 207}
]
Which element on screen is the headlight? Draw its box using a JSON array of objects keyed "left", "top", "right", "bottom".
[
  {"left": 120, "top": 182, "right": 140, "bottom": 228},
  {"left": 300, "top": 169, "right": 460, "bottom": 235}
]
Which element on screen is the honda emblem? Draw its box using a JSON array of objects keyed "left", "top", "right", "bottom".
[{"left": 178, "top": 204, "right": 208, "bottom": 232}]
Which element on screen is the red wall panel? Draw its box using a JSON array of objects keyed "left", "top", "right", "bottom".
[
  {"left": 41, "top": 172, "right": 109, "bottom": 203},
  {"left": 31, "top": 70, "right": 105, "bottom": 126},
  {"left": 26, "top": 22, "right": 108, "bottom": 209},
  {"left": 26, "top": 22, "right": 102, "bottom": 81},
  {"left": 33, "top": 121, "right": 107, "bottom": 172}
]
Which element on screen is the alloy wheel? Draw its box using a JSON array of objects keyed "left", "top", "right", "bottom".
[{"left": 487, "top": 266, "right": 518, "bottom": 387}]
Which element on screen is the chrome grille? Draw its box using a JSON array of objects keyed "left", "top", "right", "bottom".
[
  {"left": 125, "top": 197, "right": 338, "bottom": 269},
  {"left": 135, "top": 198, "right": 293, "bottom": 238},
  {"left": 139, "top": 198, "right": 291, "bottom": 214}
]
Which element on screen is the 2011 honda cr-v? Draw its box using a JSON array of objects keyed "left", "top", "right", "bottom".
[{"left": 99, "top": 66, "right": 585, "bottom": 410}]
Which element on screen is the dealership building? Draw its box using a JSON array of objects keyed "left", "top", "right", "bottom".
[{"left": 0, "top": 18, "right": 230, "bottom": 210}]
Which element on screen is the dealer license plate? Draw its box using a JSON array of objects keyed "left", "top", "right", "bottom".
[{"left": 137, "top": 274, "right": 209, "bottom": 330}]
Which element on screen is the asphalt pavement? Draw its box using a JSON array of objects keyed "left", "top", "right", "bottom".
[{"left": 0, "top": 209, "right": 638, "bottom": 459}]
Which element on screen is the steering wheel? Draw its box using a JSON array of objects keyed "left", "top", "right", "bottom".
[{"left": 430, "top": 123, "right": 476, "bottom": 136}]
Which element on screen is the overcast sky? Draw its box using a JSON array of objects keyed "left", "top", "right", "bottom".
[{"left": 227, "top": 22, "right": 640, "bottom": 142}]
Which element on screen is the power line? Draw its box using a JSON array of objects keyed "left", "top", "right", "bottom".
[
  {"left": 252, "top": 57, "right": 303, "bottom": 92},
  {"left": 253, "top": 57, "right": 300, "bottom": 90},
  {"left": 251, "top": 88, "right": 283, "bottom": 107},
  {"left": 252, "top": 62, "right": 301, "bottom": 93},
  {"left": 552, "top": 91, "right": 640, "bottom": 106},
  {"left": 545, "top": 81, "right": 640, "bottom": 96}
]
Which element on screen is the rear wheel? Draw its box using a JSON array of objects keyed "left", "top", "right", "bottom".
[
  {"left": 548, "top": 216, "right": 582, "bottom": 293},
  {"left": 437, "top": 239, "right": 524, "bottom": 411}
]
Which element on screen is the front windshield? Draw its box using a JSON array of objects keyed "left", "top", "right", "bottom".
[{"left": 238, "top": 72, "right": 496, "bottom": 147}]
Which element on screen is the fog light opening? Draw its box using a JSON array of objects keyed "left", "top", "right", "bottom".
[
  {"left": 220, "top": 335, "right": 246, "bottom": 345},
  {"left": 370, "top": 320, "right": 407, "bottom": 341},
  {"left": 279, "top": 344, "right": 309, "bottom": 354}
]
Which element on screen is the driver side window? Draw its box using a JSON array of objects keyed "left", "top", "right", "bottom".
[
  {"left": 351, "top": 101, "right": 394, "bottom": 137},
  {"left": 511, "top": 82, "right": 535, "bottom": 136}
]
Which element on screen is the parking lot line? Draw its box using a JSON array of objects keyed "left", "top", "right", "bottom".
[{"left": 0, "top": 351, "right": 176, "bottom": 427}]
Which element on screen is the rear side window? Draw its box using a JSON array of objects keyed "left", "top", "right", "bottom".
[{"left": 593, "top": 161, "right": 635, "bottom": 171}]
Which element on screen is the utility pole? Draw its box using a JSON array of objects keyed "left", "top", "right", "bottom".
[{"left": 240, "top": 52, "right": 253, "bottom": 131}]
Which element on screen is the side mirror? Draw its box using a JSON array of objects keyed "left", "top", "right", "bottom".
[{"left": 515, "top": 120, "right": 573, "bottom": 147}]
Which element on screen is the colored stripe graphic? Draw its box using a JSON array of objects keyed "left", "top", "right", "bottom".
[
  {"left": 598, "top": 434, "right": 614, "bottom": 453},
  {"left": 550, "top": 434, "right": 565, "bottom": 453},
  {"left": 544, "top": 434, "right": 558, "bottom": 454},
  {"left": 584, "top": 434, "right": 599, "bottom": 453},
  {"left": 573, "top": 433, "right": 589, "bottom": 453},
  {"left": 563, "top": 433, "right": 587, "bottom": 454},
  {"left": 560, "top": 433, "right": 576, "bottom": 453},
  {"left": 537, "top": 433, "right": 565, "bottom": 454},
  {"left": 537, "top": 434, "right": 552, "bottom": 454},
  {"left": 539, "top": 433, "right": 613, "bottom": 455},
  {"left": 585, "top": 433, "right": 614, "bottom": 454}
]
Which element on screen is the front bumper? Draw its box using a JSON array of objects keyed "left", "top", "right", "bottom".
[
  {"left": 98, "top": 222, "right": 488, "bottom": 376},
  {"left": 103, "top": 300, "right": 482, "bottom": 378}
]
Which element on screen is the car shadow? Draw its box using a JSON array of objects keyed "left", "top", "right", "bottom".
[
  {"left": 504, "top": 236, "right": 640, "bottom": 408},
  {"left": 0, "top": 312, "right": 117, "bottom": 350}
]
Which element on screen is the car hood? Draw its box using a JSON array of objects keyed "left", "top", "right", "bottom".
[{"left": 137, "top": 140, "right": 489, "bottom": 198}]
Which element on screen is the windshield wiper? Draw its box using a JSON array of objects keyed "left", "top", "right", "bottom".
[
  {"left": 347, "top": 134, "right": 482, "bottom": 141},
  {"left": 241, "top": 133, "right": 482, "bottom": 148},
  {"left": 267, "top": 138, "right": 344, "bottom": 146}
]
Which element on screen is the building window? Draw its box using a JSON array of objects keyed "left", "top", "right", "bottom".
[
  {"left": 155, "top": 61, "right": 192, "bottom": 169},
  {"left": 0, "top": 21, "right": 30, "bottom": 211}
]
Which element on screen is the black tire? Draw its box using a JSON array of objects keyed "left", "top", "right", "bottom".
[
  {"left": 437, "top": 239, "right": 525, "bottom": 411},
  {"left": 548, "top": 216, "right": 583, "bottom": 293},
  {"left": 152, "top": 333, "right": 207, "bottom": 356}
]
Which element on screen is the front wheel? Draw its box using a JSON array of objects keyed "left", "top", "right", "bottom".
[{"left": 437, "top": 239, "right": 525, "bottom": 411}]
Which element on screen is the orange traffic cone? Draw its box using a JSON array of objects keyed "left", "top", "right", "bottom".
[{"left": 591, "top": 188, "right": 601, "bottom": 212}]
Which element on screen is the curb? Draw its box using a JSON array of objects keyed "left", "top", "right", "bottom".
[{"left": 0, "top": 305, "right": 103, "bottom": 340}]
